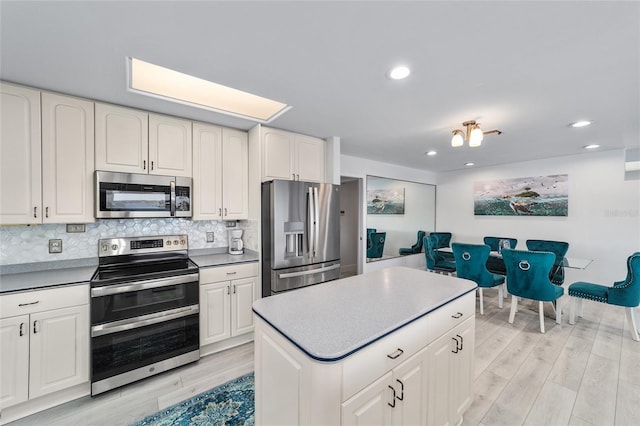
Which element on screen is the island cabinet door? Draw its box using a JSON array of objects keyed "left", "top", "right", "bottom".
[
  {"left": 342, "top": 371, "right": 393, "bottom": 426},
  {"left": 390, "top": 346, "right": 429, "bottom": 426},
  {"left": 427, "top": 316, "right": 475, "bottom": 426}
]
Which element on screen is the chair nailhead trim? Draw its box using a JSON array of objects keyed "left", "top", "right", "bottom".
[{"left": 569, "top": 290, "right": 607, "bottom": 303}]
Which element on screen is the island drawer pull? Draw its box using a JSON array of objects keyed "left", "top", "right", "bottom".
[
  {"left": 451, "top": 312, "right": 463, "bottom": 319},
  {"left": 18, "top": 301, "right": 40, "bottom": 307},
  {"left": 387, "top": 348, "right": 404, "bottom": 359},
  {"left": 388, "top": 385, "right": 396, "bottom": 408}
]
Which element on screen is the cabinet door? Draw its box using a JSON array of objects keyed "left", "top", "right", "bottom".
[
  {"left": 200, "top": 281, "right": 231, "bottom": 346},
  {"left": 295, "top": 134, "right": 324, "bottom": 183},
  {"left": 262, "top": 128, "right": 294, "bottom": 181},
  {"left": 95, "top": 103, "right": 149, "bottom": 173},
  {"left": 231, "top": 276, "right": 256, "bottom": 336},
  {"left": 342, "top": 371, "right": 393, "bottom": 426},
  {"left": 0, "top": 315, "right": 30, "bottom": 409},
  {"left": 449, "top": 318, "right": 475, "bottom": 425},
  {"left": 41, "top": 92, "right": 95, "bottom": 223},
  {"left": 427, "top": 317, "right": 475, "bottom": 426},
  {"left": 222, "top": 128, "right": 248, "bottom": 220},
  {"left": 28, "top": 305, "right": 89, "bottom": 400},
  {"left": 192, "top": 122, "right": 223, "bottom": 220},
  {"left": 391, "top": 346, "right": 429, "bottom": 426},
  {"left": 149, "top": 113, "right": 192, "bottom": 177},
  {"left": 0, "top": 83, "right": 42, "bottom": 225}
]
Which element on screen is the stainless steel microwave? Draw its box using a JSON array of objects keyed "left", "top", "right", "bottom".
[{"left": 95, "top": 171, "right": 192, "bottom": 218}]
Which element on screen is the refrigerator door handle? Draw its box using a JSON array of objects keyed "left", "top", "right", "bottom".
[
  {"left": 313, "top": 187, "right": 320, "bottom": 259},
  {"left": 308, "top": 187, "right": 315, "bottom": 258},
  {"left": 278, "top": 263, "right": 341, "bottom": 279}
]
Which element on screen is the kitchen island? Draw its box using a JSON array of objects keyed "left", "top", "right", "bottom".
[{"left": 252, "top": 266, "right": 477, "bottom": 426}]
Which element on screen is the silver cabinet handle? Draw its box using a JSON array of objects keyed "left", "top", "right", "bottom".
[
  {"left": 219, "top": 208, "right": 222, "bottom": 217},
  {"left": 387, "top": 348, "right": 404, "bottom": 359},
  {"left": 224, "top": 208, "right": 228, "bottom": 217},
  {"left": 33, "top": 207, "right": 37, "bottom": 218},
  {"left": 45, "top": 207, "right": 49, "bottom": 218},
  {"left": 226, "top": 285, "right": 230, "bottom": 295},
  {"left": 19, "top": 323, "right": 24, "bottom": 336},
  {"left": 388, "top": 385, "right": 396, "bottom": 408},
  {"left": 33, "top": 320, "right": 38, "bottom": 334},
  {"left": 151, "top": 161, "right": 154, "bottom": 170},
  {"left": 18, "top": 301, "right": 40, "bottom": 307},
  {"left": 278, "top": 263, "right": 340, "bottom": 279},
  {"left": 232, "top": 284, "right": 236, "bottom": 294},
  {"left": 396, "top": 379, "right": 404, "bottom": 401},
  {"left": 143, "top": 160, "right": 146, "bottom": 170},
  {"left": 451, "top": 312, "right": 463, "bottom": 319},
  {"left": 227, "top": 271, "right": 237, "bottom": 275}
]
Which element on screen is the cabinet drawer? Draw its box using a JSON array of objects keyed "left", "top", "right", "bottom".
[
  {"left": 426, "top": 291, "right": 475, "bottom": 343},
  {"left": 199, "top": 262, "right": 258, "bottom": 283},
  {"left": 0, "top": 284, "right": 89, "bottom": 318},
  {"left": 342, "top": 313, "right": 430, "bottom": 401}
]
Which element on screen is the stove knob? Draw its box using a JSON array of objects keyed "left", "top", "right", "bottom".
[
  {"left": 101, "top": 244, "right": 109, "bottom": 252},
  {"left": 173, "top": 240, "right": 179, "bottom": 245},
  {"left": 166, "top": 240, "right": 171, "bottom": 245},
  {"left": 180, "top": 239, "right": 186, "bottom": 245},
  {"left": 111, "top": 244, "right": 118, "bottom": 251}
]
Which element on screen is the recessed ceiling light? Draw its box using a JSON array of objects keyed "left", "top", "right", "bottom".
[
  {"left": 584, "top": 144, "right": 600, "bottom": 149},
  {"left": 571, "top": 120, "right": 592, "bottom": 128},
  {"left": 425, "top": 150, "right": 437, "bottom": 156},
  {"left": 388, "top": 65, "right": 411, "bottom": 80},
  {"left": 128, "top": 57, "right": 290, "bottom": 123},
  {"left": 464, "top": 162, "right": 475, "bottom": 166}
]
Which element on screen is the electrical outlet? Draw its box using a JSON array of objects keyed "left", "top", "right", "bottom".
[
  {"left": 49, "top": 239, "right": 63, "bottom": 253},
  {"left": 206, "top": 232, "right": 215, "bottom": 243}
]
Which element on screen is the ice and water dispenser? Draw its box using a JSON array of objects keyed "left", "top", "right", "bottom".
[{"left": 284, "top": 221, "right": 305, "bottom": 258}]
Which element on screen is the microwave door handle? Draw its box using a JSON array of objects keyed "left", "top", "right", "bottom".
[{"left": 170, "top": 180, "right": 176, "bottom": 217}]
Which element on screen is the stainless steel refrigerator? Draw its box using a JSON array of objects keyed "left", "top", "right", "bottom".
[{"left": 262, "top": 180, "right": 341, "bottom": 296}]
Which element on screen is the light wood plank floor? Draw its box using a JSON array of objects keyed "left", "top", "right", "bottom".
[{"left": 7, "top": 293, "right": 640, "bottom": 426}]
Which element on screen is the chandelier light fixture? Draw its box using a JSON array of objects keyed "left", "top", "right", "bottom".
[{"left": 451, "top": 120, "right": 502, "bottom": 148}]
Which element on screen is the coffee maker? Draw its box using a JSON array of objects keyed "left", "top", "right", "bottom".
[{"left": 228, "top": 229, "right": 244, "bottom": 255}]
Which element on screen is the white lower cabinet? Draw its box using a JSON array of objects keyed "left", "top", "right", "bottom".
[
  {"left": 0, "top": 285, "right": 89, "bottom": 411},
  {"left": 254, "top": 291, "right": 475, "bottom": 426},
  {"left": 199, "top": 262, "right": 258, "bottom": 354},
  {"left": 342, "top": 346, "right": 429, "bottom": 426}
]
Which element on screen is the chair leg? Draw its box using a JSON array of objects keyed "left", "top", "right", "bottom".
[
  {"left": 626, "top": 307, "right": 640, "bottom": 342},
  {"left": 539, "top": 301, "right": 545, "bottom": 333},
  {"left": 478, "top": 288, "right": 484, "bottom": 315},
  {"left": 555, "top": 300, "right": 562, "bottom": 325},
  {"left": 509, "top": 295, "right": 517, "bottom": 324},
  {"left": 497, "top": 286, "right": 503, "bottom": 309},
  {"left": 503, "top": 283, "right": 508, "bottom": 299},
  {"left": 569, "top": 297, "right": 576, "bottom": 325},
  {"left": 577, "top": 298, "right": 584, "bottom": 318}
]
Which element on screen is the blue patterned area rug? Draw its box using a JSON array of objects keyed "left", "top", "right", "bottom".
[{"left": 131, "top": 373, "right": 255, "bottom": 426}]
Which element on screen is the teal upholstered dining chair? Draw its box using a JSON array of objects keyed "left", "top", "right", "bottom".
[
  {"left": 399, "top": 230, "right": 426, "bottom": 255},
  {"left": 525, "top": 240, "right": 570, "bottom": 285},
  {"left": 502, "top": 249, "right": 564, "bottom": 333},
  {"left": 366, "top": 232, "right": 386, "bottom": 259},
  {"left": 568, "top": 252, "right": 640, "bottom": 341},
  {"left": 431, "top": 232, "right": 454, "bottom": 261},
  {"left": 424, "top": 235, "right": 456, "bottom": 275},
  {"left": 484, "top": 236, "right": 518, "bottom": 276},
  {"left": 452, "top": 243, "right": 505, "bottom": 314}
]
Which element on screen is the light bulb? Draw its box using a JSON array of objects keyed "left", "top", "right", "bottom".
[
  {"left": 469, "top": 125, "right": 483, "bottom": 147},
  {"left": 451, "top": 131, "right": 464, "bottom": 147}
]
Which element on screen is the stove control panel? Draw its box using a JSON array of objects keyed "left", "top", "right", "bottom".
[{"left": 98, "top": 235, "right": 189, "bottom": 257}]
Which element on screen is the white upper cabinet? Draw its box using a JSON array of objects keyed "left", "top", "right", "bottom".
[
  {"left": 95, "top": 104, "right": 192, "bottom": 177},
  {"left": 148, "top": 113, "right": 192, "bottom": 177},
  {"left": 41, "top": 92, "right": 95, "bottom": 223},
  {"left": 262, "top": 127, "right": 324, "bottom": 183},
  {"left": 95, "top": 103, "right": 148, "bottom": 173},
  {"left": 0, "top": 83, "right": 42, "bottom": 225},
  {"left": 192, "top": 122, "right": 248, "bottom": 221},
  {"left": 0, "top": 84, "right": 94, "bottom": 225}
]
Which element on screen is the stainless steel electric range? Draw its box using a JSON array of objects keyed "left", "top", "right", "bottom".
[{"left": 90, "top": 235, "right": 199, "bottom": 395}]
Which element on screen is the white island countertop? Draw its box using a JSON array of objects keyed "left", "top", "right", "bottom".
[{"left": 252, "top": 266, "right": 477, "bottom": 362}]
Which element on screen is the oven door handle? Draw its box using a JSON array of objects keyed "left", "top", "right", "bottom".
[
  {"left": 91, "top": 273, "right": 198, "bottom": 297},
  {"left": 91, "top": 305, "right": 199, "bottom": 337}
]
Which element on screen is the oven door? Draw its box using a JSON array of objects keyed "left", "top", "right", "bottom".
[
  {"left": 91, "top": 313, "right": 199, "bottom": 392},
  {"left": 91, "top": 274, "right": 198, "bottom": 324}
]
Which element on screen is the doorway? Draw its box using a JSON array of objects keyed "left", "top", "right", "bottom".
[{"left": 339, "top": 176, "right": 363, "bottom": 278}]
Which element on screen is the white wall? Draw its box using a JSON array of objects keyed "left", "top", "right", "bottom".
[
  {"left": 341, "top": 154, "right": 437, "bottom": 273},
  {"left": 436, "top": 150, "right": 640, "bottom": 284}
]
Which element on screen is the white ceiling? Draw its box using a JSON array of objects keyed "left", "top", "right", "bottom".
[{"left": 1, "top": 1, "right": 638, "bottom": 173}]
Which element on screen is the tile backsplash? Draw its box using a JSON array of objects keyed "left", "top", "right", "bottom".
[{"left": 0, "top": 219, "right": 258, "bottom": 265}]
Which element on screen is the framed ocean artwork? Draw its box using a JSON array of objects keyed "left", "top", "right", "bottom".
[
  {"left": 367, "top": 187, "right": 405, "bottom": 214},
  {"left": 474, "top": 174, "right": 568, "bottom": 216}
]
